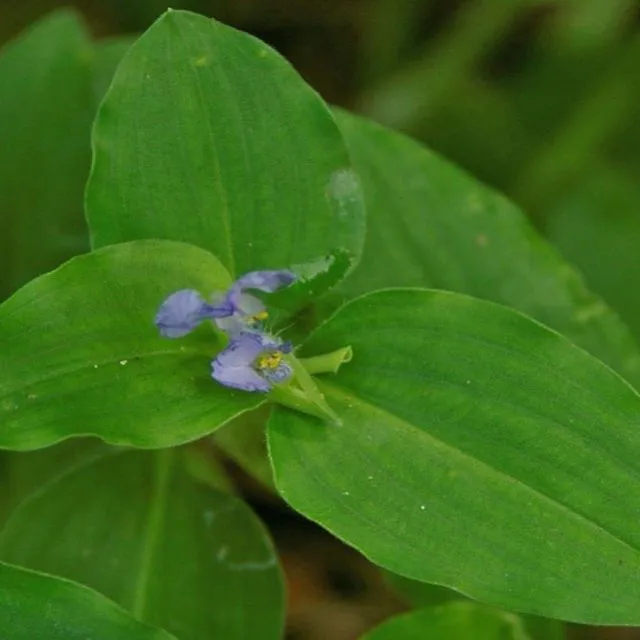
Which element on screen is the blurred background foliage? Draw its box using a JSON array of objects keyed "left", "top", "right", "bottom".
[{"left": 1, "top": 1, "right": 640, "bottom": 639}]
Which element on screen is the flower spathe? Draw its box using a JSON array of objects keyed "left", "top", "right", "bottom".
[
  {"left": 212, "top": 331, "right": 293, "bottom": 392},
  {"left": 155, "top": 269, "right": 296, "bottom": 339}
]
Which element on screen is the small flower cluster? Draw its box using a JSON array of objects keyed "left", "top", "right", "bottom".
[{"left": 155, "top": 270, "right": 296, "bottom": 392}]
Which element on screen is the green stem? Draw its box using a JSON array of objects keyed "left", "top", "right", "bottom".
[
  {"left": 269, "top": 384, "right": 332, "bottom": 422},
  {"left": 289, "top": 356, "right": 342, "bottom": 426},
  {"left": 269, "top": 355, "right": 343, "bottom": 425}
]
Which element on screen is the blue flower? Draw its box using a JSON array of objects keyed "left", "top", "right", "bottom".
[
  {"left": 155, "top": 269, "right": 295, "bottom": 338},
  {"left": 212, "top": 331, "right": 293, "bottom": 392},
  {"left": 215, "top": 270, "right": 296, "bottom": 335},
  {"left": 155, "top": 290, "right": 233, "bottom": 338}
]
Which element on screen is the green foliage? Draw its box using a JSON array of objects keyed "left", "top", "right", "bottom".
[
  {"left": 547, "top": 164, "right": 640, "bottom": 342},
  {"left": 0, "top": 439, "right": 108, "bottom": 524},
  {"left": 0, "top": 240, "right": 265, "bottom": 450},
  {"left": 0, "top": 450, "right": 284, "bottom": 640},
  {"left": 268, "top": 289, "right": 640, "bottom": 623},
  {"left": 335, "top": 109, "right": 640, "bottom": 386},
  {"left": 0, "top": 11, "right": 92, "bottom": 301},
  {"left": 386, "top": 574, "right": 566, "bottom": 640},
  {"left": 362, "top": 602, "right": 530, "bottom": 640},
  {"left": 0, "top": 561, "right": 176, "bottom": 640},
  {"left": 86, "top": 10, "right": 365, "bottom": 308},
  {"left": 2, "top": 4, "right": 640, "bottom": 637}
]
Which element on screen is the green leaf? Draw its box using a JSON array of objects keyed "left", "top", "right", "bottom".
[
  {"left": 0, "top": 561, "right": 176, "bottom": 640},
  {"left": 86, "top": 10, "right": 365, "bottom": 306},
  {"left": 361, "top": 602, "right": 530, "bottom": 640},
  {"left": 91, "top": 36, "right": 134, "bottom": 107},
  {"left": 2, "top": 439, "right": 108, "bottom": 520},
  {"left": 0, "top": 9, "right": 93, "bottom": 301},
  {"left": 546, "top": 164, "right": 640, "bottom": 342},
  {"left": 386, "top": 572, "right": 461, "bottom": 608},
  {"left": 387, "top": 573, "right": 565, "bottom": 640},
  {"left": 268, "top": 289, "right": 640, "bottom": 624},
  {"left": 0, "top": 450, "right": 284, "bottom": 640},
  {"left": 523, "top": 617, "right": 565, "bottom": 640},
  {"left": 333, "top": 109, "right": 640, "bottom": 387},
  {"left": 0, "top": 239, "right": 264, "bottom": 450}
]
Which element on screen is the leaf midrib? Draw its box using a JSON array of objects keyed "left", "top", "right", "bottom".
[
  {"left": 187, "top": 19, "right": 235, "bottom": 276},
  {"left": 131, "top": 448, "right": 173, "bottom": 620}
]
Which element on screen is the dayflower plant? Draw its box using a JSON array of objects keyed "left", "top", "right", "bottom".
[{"left": 5, "top": 8, "right": 640, "bottom": 638}]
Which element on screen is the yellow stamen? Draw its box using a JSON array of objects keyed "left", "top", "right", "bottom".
[
  {"left": 256, "top": 351, "right": 282, "bottom": 370},
  {"left": 249, "top": 310, "right": 269, "bottom": 324}
]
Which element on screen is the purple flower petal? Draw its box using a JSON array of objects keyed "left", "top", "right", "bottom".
[
  {"left": 211, "top": 331, "right": 291, "bottom": 393},
  {"left": 211, "top": 359, "right": 271, "bottom": 392},
  {"left": 235, "top": 269, "right": 296, "bottom": 293},
  {"left": 155, "top": 289, "right": 232, "bottom": 338},
  {"left": 233, "top": 292, "right": 266, "bottom": 316},
  {"left": 211, "top": 333, "right": 271, "bottom": 392},
  {"left": 214, "top": 315, "right": 247, "bottom": 336},
  {"left": 214, "top": 332, "right": 266, "bottom": 367},
  {"left": 227, "top": 270, "right": 296, "bottom": 312}
]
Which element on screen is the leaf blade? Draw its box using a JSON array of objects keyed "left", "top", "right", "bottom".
[
  {"left": 0, "top": 561, "right": 176, "bottom": 640},
  {"left": 0, "top": 450, "right": 285, "bottom": 640},
  {"left": 86, "top": 10, "right": 365, "bottom": 303},
  {"left": 268, "top": 289, "right": 640, "bottom": 623},
  {"left": 361, "top": 602, "right": 530, "bottom": 640},
  {"left": 0, "top": 240, "right": 263, "bottom": 450},
  {"left": 334, "top": 109, "right": 640, "bottom": 387},
  {"left": 0, "top": 9, "right": 93, "bottom": 301}
]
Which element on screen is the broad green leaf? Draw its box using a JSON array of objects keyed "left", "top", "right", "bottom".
[
  {"left": 524, "top": 617, "right": 565, "bottom": 640},
  {"left": 0, "top": 450, "right": 284, "bottom": 640},
  {"left": 0, "top": 239, "right": 264, "bottom": 450},
  {"left": 2, "top": 439, "right": 108, "bottom": 518},
  {"left": 333, "top": 109, "right": 640, "bottom": 388},
  {"left": 387, "top": 573, "right": 565, "bottom": 640},
  {"left": 91, "top": 36, "right": 134, "bottom": 107},
  {"left": 386, "top": 572, "right": 460, "bottom": 608},
  {"left": 268, "top": 290, "right": 640, "bottom": 624},
  {"left": 0, "top": 440, "right": 108, "bottom": 529},
  {"left": 361, "top": 602, "right": 529, "bottom": 640},
  {"left": 546, "top": 164, "right": 640, "bottom": 342},
  {"left": 86, "top": 10, "right": 365, "bottom": 307},
  {"left": 0, "top": 561, "right": 175, "bottom": 640},
  {"left": 0, "top": 9, "right": 93, "bottom": 301}
]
